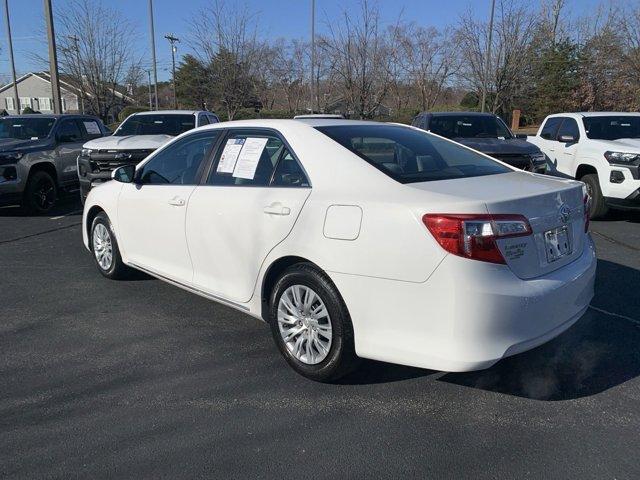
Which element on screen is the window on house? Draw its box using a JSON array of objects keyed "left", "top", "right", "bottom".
[
  {"left": 19, "top": 97, "right": 31, "bottom": 111},
  {"left": 38, "top": 97, "right": 52, "bottom": 111},
  {"left": 5, "top": 97, "right": 15, "bottom": 111},
  {"left": 61, "top": 98, "right": 67, "bottom": 112}
]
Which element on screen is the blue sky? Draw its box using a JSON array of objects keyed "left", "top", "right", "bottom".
[{"left": 0, "top": 0, "right": 614, "bottom": 81}]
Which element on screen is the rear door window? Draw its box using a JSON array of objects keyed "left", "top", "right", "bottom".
[
  {"left": 208, "top": 130, "right": 284, "bottom": 187},
  {"left": 540, "top": 117, "right": 563, "bottom": 140}
]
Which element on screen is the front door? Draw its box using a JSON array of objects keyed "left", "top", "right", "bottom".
[
  {"left": 117, "top": 130, "right": 219, "bottom": 283},
  {"left": 186, "top": 129, "right": 311, "bottom": 303}
]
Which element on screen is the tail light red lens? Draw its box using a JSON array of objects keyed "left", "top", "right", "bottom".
[{"left": 422, "top": 214, "right": 532, "bottom": 264}]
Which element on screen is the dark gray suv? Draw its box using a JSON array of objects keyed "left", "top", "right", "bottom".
[{"left": 0, "top": 114, "right": 108, "bottom": 213}]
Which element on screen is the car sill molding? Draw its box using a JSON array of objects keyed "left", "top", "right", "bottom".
[{"left": 128, "top": 262, "right": 250, "bottom": 312}]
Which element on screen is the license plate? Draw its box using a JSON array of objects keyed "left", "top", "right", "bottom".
[{"left": 545, "top": 226, "right": 572, "bottom": 263}]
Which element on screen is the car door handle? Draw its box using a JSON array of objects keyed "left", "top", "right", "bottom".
[
  {"left": 263, "top": 202, "right": 291, "bottom": 216},
  {"left": 168, "top": 196, "right": 185, "bottom": 207}
]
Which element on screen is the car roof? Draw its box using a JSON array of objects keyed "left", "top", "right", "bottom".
[
  {"left": 1, "top": 114, "right": 99, "bottom": 120},
  {"left": 547, "top": 112, "right": 640, "bottom": 119},
  {"left": 132, "top": 110, "right": 206, "bottom": 116},
  {"left": 419, "top": 111, "right": 497, "bottom": 117},
  {"left": 290, "top": 118, "right": 385, "bottom": 128},
  {"left": 293, "top": 114, "right": 345, "bottom": 119}
]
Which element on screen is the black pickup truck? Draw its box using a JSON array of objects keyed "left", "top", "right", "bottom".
[{"left": 411, "top": 112, "right": 547, "bottom": 173}]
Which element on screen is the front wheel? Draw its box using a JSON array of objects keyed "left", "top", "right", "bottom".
[
  {"left": 24, "top": 170, "right": 57, "bottom": 214},
  {"left": 90, "top": 212, "right": 132, "bottom": 279},
  {"left": 269, "top": 263, "right": 359, "bottom": 382},
  {"left": 581, "top": 173, "right": 608, "bottom": 219}
]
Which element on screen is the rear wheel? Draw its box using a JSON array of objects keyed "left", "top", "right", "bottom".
[
  {"left": 24, "top": 170, "right": 57, "bottom": 214},
  {"left": 90, "top": 212, "right": 132, "bottom": 279},
  {"left": 269, "top": 263, "right": 359, "bottom": 382},
  {"left": 581, "top": 173, "right": 608, "bottom": 219}
]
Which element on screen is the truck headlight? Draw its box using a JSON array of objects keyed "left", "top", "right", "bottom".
[
  {"left": 81, "top": 148, "right": 93, "bottom": 157},
  {"left": 0, "top": 152, "right": 23, "bottom": 165},
  {"left": 604, "top": 151, "right": 640, "bottom": 164}
]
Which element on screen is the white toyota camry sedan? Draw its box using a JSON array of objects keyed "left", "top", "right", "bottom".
[{"left": 82, "top": 119, "right": 596, "bottom": 382}]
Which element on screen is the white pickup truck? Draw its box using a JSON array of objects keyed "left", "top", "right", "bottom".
[{"left": 528, "top": 112, "right": 640, "bottom": 218}]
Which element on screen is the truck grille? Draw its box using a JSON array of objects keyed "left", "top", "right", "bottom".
[
  {"left": 90, "top": 149, "right": 154, "bottom": 172},
  {"left": 492, "top": 154, "right": 534, "bottom": 171}
]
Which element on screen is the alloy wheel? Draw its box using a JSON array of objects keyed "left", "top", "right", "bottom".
[
  {"left": 277, "top": 284, "right": 332, "bottom": 365},
  {"left": 33, "top": 178, "right": 55, "bottom": 210},
  {"left": 93, "top": 223, "right": 113, "bottom": 271}
]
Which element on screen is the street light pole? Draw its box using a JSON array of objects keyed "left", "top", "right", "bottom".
[
  {"left": 147, "top": 70, "right": 153, "bottom": 110},
  {"left": 68, "top": 35, "right": 84, "bottom": 114},
  {"left": 310, "top": 0, "right": 316, "bottom": 113},
  {"left": 164, "top": 34, "right": 180, "bottom": 109},
  {"left": 481, "top": 0, "right": 496, "bottom": 113},
  {"left": 148, "top": 0, "right": 158, "bottom": 110},
  {"left": 44, "top": 0, "right": 63, "bottom": 114},
  {"left": 3, "top": 0, "right": 19, "bottom": 114}
]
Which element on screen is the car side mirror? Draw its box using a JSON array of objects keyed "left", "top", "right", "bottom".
[
  {"left": 559, "top": 134, "right": 577, "bottom": 143},
  {"left": 112, "top": 164, "right": 136, "bottom": 183},
  {"left": 515, "top": 133, "right": 527, "bottom": 139}
]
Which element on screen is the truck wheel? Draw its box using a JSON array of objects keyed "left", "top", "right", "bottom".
[
  {"left": 24, "top": 170, "right": 57, "bottom": 214},
  {"left": 581, "top": 174, "right": 608, "bottom": 219}
]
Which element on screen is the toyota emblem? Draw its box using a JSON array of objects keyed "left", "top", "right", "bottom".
[{"left": 559, "top": 204, "right": 571, "bottom": 223}]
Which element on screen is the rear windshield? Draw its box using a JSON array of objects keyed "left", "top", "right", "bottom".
[
  {"left": 114, "top": 114, "right": 196, "bottom": 136},
  {"left": 583, "top": 116, "right": 640, "bottom": 140},
  {"left": 0, "top": 117, "right": 56, "bottom": 140},
  {"left": 428, "top": 115, "right": 512, "bottom": 139},
  {"left": 316, "top": 124, "right": 511, "bottom": 183}
]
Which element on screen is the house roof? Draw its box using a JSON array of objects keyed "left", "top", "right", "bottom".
[{"left": 0, "top": 71, "right": 135, "bottom": 103}]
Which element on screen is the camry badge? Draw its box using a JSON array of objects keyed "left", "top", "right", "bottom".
[{"left": 559, "top": 204, "right": 571, "bottom": 224}]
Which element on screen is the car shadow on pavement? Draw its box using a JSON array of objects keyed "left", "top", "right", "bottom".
[
  {"left": 439, "top": 259, "right": 640, "bottom": 401},
  {"left": 0, "top": 197, "right": 83, "bottom": 217}
]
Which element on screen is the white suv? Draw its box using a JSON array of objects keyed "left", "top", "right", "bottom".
[{"left": 528, "top": 112, "right": 640, "bottom": 218}]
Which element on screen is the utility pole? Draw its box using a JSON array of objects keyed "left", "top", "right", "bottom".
[
  {"left": 148, "top": 0, "right": 158, "bottom": 110},
  {"left": 44, "top": 0, "right": 62, "bottom": 114},
  {"left": 310, "top": 0, "right": 316, "bottom": 113},
  {"left": 480, "top": 0, "right": 495, "bottom": 113},
  {"left": 3, "top": 0, "right": 19, "bottom": 114},
  {"left": 164, "top": 34, "right": 180, "bottom": 109},
  {"left": 68, "top": 35, "right": 84, "bottom": 114},
  {"left": 146, "top": 70, "right": 153, "bottom": 110}
]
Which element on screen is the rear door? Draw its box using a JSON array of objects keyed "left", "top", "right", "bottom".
[
  {"left": 186, "top": 128, "right": 311, "bottom": 303},
  {"left": 536, "top": 117, "right": 563, "bottom": 168},
  {"left": 554, "top": 117, "right": 581, "bottom": 176}
]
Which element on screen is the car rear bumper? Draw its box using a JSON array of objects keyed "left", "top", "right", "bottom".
[{"left": 328, "top": 235, "right": 597, "bottom": 372}]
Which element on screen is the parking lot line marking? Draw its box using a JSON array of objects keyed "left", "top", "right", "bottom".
[
  {"left": 591, "top": 229, "right": 640, "bottom": 252},
  {"left": 589, "top": 305, "right": 640, "bottom": 327},
  {"left": 50, "top": 210, "right": 83, "bottom": 220},
  {"left": 0, "top": 223, "right": 81, "bottom": 245}
]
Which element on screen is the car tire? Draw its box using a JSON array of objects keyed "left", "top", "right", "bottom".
[
  {"left": 268, "top": 263, "right": 359, "bottom": 382},
  {"left": 23, "top": 170, "right": 57, "bottom": 214},
  {"left": 581, "top": 173, "right": 608, "bottom": 219},
  {"left": 90, "top": 212, "right": 132, "bottom": 280}
]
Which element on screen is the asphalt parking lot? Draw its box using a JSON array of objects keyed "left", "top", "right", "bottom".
[{"left": 1, "top": 199, "right": 639, "bottom": 479}]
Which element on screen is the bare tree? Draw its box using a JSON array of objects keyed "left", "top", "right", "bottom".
[
  {"left": 455, "top": 0, "right": 536, "bottom": 116},
  {"left": 53, "top": 0, "right": 140, "bottom": 121},
  {"left": 190, "top": 0, "right": 263, "bottom": 120},
  {"left": 269, "top": 39, "right": 309, "bottom": 113},
  {"left": 319, "top": 0, "right": 394, "bottom": 118}
]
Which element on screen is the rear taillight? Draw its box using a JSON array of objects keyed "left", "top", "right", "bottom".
[{"left": 422, "top": 214, "right": 532, "bottom": 264}]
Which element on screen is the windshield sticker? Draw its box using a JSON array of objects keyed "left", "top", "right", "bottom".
[
  {"left": 217, "top": 138, "right": 245, "bottom": 173},
  {"left": 232, "top": 137, "right": 269, "bottom": 179},
  {"left": 83, "top": 121, "right": 101, "bottom": 135}
]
